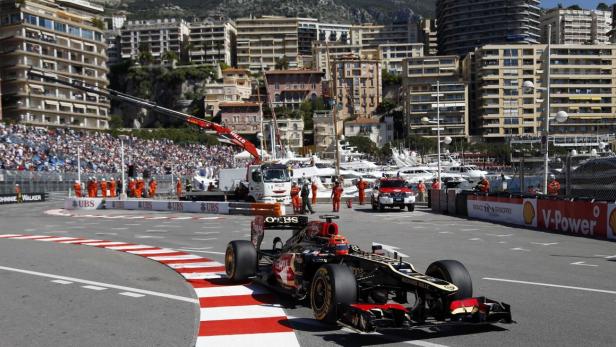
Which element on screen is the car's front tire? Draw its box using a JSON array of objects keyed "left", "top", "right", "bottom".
[
  {"left": 310, "top": 264, "right": 357, "bottom": 324},
  {"left": 426, "top": 260, "right": 473, "bottom": 300},
  {"left": 378, "top": 203, "right": 385, "bottom": 211},
  {"left": 408, "top": 204, "right": 415, "bottom": 212},
  {"left": 225, "top": 240, "right": 257, "bottom": 281}
]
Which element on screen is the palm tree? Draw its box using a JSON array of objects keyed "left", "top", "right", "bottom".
[{"left": 162, "top": 50, "right": 178, "bottom": 66}]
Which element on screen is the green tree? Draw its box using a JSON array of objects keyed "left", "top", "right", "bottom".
[
  {"left": 162, "top": 50, "right": 178, "bottom": 65},
  {"left": 567, "top": 5, "right": 582, "bottom": 10},
  {"left": 347, "top": 136, "right": 379, "bottom": 156},
  {"left": 109, "top": 114, "right": 124, "bottom": 129},
  {"left": 597, "top": 2, "right": 609, "bottom": 11},
  {"left": 137, "top": 43, "right": 153, "bottom": 66},
  {"left": 275, "top": 56, "right": 289, "bottom": 70},
  {"left": 382, "top": 69, "right": 401, "bottom": 86}
]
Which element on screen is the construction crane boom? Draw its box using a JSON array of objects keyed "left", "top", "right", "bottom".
[{"left": 27, "top": 68, "right": 261, "bottom": 163}]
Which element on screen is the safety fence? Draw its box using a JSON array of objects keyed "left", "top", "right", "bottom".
[
  {"left": 64, "top": 197, "right": 285, "bottom": 217},
  {"left": 0, "top": 170, "right": 184, "bottom": 196},
  {"left": 0, "top": 192, "right": 46, "bottom": 205},
  {"left": 431, "top": 190, "right": 615, "bottom": 242}
]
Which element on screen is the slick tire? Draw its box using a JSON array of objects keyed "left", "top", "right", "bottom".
[
  {"left": 310, "top": 264, "right": 357, "bottom": 324},
  {"left": 407, "top": 204, "right": 415, "bottom": 212},
  {"left": 426, "top": 260, "right": 473, "bottom": 300},
  {"left": 379, "top": 203, "right": 385, "bottom": 211},
  {"left": 225, "top": 240, "right": 257, "bottom": 281},
  {"left": 371, "top": 200, "right": 377, "bottom": 211}
]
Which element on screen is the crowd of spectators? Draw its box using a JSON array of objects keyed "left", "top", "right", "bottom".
[{"left": 0, "top": 123, "right": 246, "bottom": 178}]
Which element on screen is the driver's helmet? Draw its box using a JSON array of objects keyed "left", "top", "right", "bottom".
[
  {"left": 328, "top": 234, "right": 349, "bottom": 255},
  {"left": 549, "top": 174, "right": 556, "bottom": 180}
]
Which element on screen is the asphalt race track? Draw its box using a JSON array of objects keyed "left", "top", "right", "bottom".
[{"left": 1, "top": 200, "right": 615, "bottom": 347}]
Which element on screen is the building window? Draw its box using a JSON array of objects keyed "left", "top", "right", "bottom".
[
  {"left": 25, "top": 14, "right": 37, "bottom": 25},
  {"left": 54, "top": 22, "right": 66, "bottom": 32},
  {"left": 39, "top": 17, "right": 53, "bottom": 29},
  {"left": 69, "top": 26, "right": 80, "bottom": 37}
]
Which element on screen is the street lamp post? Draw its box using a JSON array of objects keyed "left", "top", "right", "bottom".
[
  {"left": 76, "top": 142, "right": 81, "bottom": 185},
  {"left": 421, "top": 80, "right": 452, "bottom": 185},
  {"left": 119, "top": 135, "right": 128, "bottom": 199}
]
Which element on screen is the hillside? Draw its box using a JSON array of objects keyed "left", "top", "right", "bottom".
[{"left": 94, "top": 0, "right": 436, "bottom": 23}]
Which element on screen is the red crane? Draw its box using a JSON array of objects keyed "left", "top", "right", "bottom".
[{"left": 27, "top": 68, "right": 261, "bottom": 163}]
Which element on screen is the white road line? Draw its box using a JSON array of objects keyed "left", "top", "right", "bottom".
[
  {"left": 178, "top": 249, "right": 225, "bottom": 255},
  {"left": 111, "top": 227, "right": 128, "bottom": 230},
  {"left": 146, "top": 230, "right": 168, "bottom": 233},
  {"left": 0, "top": 265, "right": 197, "bottom": 303},
  {"left": 200, "top": 304, "right": 285, "bottom": 321},
  {"left": 571, "top": 261, "right": 598, "bottom": 267},
  {"left": 96, "top": 232, "right": 118, "bottom": 236},
  {"left": 531, "top": 242, "right": 559, "bottom": 246},
  {"left": 51, "top": 280, "right": 72, "bottom": 284},
  {"left": 194, "top": 231, "right": 219, "bottom": 235},
  {"left": 191, "top": 238, "right": 217, "bottom": 241},
  {"left": 181, "top": 272, "right": 225, "bottom": 279},
  {"left": 148, "top": 254, "right": 202, "bottom": 261},
  {"left": 438, "top": 231, "right": 451, "bottom": 234},
  {"left": 135, "top": 235, "right": 165, "bottom": 239},
  {"left": 468, "top": 238, "right": 483, "bottom": 241},
  {"left": 106, "top": 245, "right": 153, "bottom": 250},
  {"left": 128, "top": 249, "right": 177, "bottom": 255},
  {"left": 82, "top": 241, "right": 128, "bottom": 246},
  {"left": 196, "top": 332, "right": 299, "bottom": 347},
  {"left": 145, "top": 217, "right": 168, "bottom": 220},
  {"left": 172, "top": 217, "right": 192, "bottom": 220},
  {"left": 82, "top": 285, "right": 107, "bottom": 291},
  {"left": 124, "top": 224, "right": 141, "bottom": 226},
  {"left": 58, "top": 239, "right": 102, "bottom": 244},
  {"left": 167, "top": 261, "right": 221, "bottom": 269},
  {"left": 461, "top": 228, "right": 480, "bottom": 231},
  {"left": 119, "top": 292, "right": 145, "bottom": 298},
  {"left": 37, "top": 237, "right": 78, "bottom": 242},
  {"left": 483, "top": 277, "right": 616, "bottom": 295},
  {"left": 194, "top": 284, "right": 267, "bottom": 298},
  {"left": 510, "top": 247, "right": 530, "bottom": 252}
]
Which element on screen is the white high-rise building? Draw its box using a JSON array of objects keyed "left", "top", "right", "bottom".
[{"left": 541, "top": 8, "right": 612, "bottom": 45}]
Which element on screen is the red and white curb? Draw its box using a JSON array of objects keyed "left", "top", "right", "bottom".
[
  {"left": 45, "top": 209, "right": 224, "bottom": 221},
  {"left": 0, "top": 233, "right": 299, "bottom": 346}
]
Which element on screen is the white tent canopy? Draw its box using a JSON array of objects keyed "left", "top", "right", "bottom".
[{"left": 234, "top": 149, "right": 269, "bottom": 160}]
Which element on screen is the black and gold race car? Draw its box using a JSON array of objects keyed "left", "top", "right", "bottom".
[{"left": 225, "top": 215, "right": 512, "bottom": 332}]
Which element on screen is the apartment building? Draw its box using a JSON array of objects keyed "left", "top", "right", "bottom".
[
  {"left": 419, "top": 18, "right": 437, "bottom": 56},
  {"left": 312, "top": 42, "right": 379, "bottom": 80},
  {"left": 436, "top": 0, "right": 541, "bottom": 56},
  {"left": 541, "top": 8, "right": 612, "bottom": 45},
  {"left": 220, "top": 101, "right": 261, "bottom": 134},
  {"left": 350, "top": 19, "right": 419, "bottom": 48},
  {"left": 344, "top": 116, "right": 394, "bottom": 147},
  {"left": 120, "top": 18, "right": 189, "bottom": 65},
  {"left": 297, "top": 19, "right": 351, "bottom": 55},
  {"left": 104, "top": 14, "right": 125, "bottom": 66},
  {"left": 265, "top": 69, "right": 324, "bottom": 110},
  {"left": 0, "top": 0, "right": 110, "bottom": 129},
  {"left": 470, "top": 44, "right": 616, "bottom": 140},
  {"left": 235, "top": 16, "right": 302, "bottom": 73},
  {"left": 379, "top": 43, "right": 424, "bottom": 75},
  {"left": 332, "top": 54, "right": 382, "bottom": 120},
  {"left": 188, "top": 18, "right": 236, "bottom": 66},
  {"left": 265, "top": 118, "right": 305, "bottom": 149},
  {"left": 402, "top": 56, "right": 469, "bottom": 139},
  {"left": 313, "top": 110, "right": 339, "bottom": 156},
  {"left": 203, "top": 68, "right": 252, "bottom": 116}
]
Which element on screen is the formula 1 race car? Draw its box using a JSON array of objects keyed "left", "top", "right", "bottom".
[{"left": 225, "top": 215, "right": 512, "bottom": 332}]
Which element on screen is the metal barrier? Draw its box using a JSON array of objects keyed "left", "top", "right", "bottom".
[{"left": 0, "top": 170, "right": 184, "bottom": 196}]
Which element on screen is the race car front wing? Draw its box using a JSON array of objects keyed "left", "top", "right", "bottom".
[{"left": 338, "top": 297, "right": 512, "bottom": 332}]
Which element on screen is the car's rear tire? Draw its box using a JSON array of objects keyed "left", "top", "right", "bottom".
[
  {"left": 425, "top": 260, "right": 473, "bottom": 300},
  {"left": 408, "top": 204, "right": 415, "bottom": 212},
  {"left": 371, "top": 199, "right": 377, "bottom": 211},
  {"left": 378, "top": 203, "right": 384, "bottom": 211},
  {"left": 225, "top": 240, "right": 257, "bottom": 281},
  {"left": 310, "top": 264, "right": 357, "bottom": 324}
]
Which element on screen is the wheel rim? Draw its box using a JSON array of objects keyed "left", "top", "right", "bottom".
[{"left": 225, "top": 247, "right": 235, "bottom": 277}]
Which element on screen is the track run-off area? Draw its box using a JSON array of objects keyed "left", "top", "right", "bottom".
[{"left": 1, "top": 200, "right": 614, "bottom": 347}]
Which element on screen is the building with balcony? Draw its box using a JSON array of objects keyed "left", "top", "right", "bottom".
[
  {"left": 436, "top": 0, "right": 541, "bottom": 56},
  {"left": 331, "top": 54, "right": 382, "bottom": 120},
  {"left": 402, "top": 55, "right": 469, "bottom": 139},
  {"left": 0, "top": 0, "right": 110, "bottom": 129},
  {"left": 265, "top": 69, "right": 324, "bottom": 110},
  {"left": 297, "top": 19, "right": 351, "bottom": 56},
  {"left": 219, "top": 101, "right": 261, "bottom": 134},
  {"left": 350, "top": 19, "right": 420, "bottom": 48},
  {"left": 313, "top": 110, "right": 340, "bottom": 156},
  {"left": 379, "top": 43, "right": 424, "bottom": 75},
  {"left": 541, "top": 8, "right": 612, "bottom": 45},
  {"left": 343, "top": 116, "right": 394, "bottom": 147},
  {"left": 120, "top": 18, "right": 189, "bottom": 65},
  {"left": 103, "top": 14, "right": 125, "bottom": 66},
  {"left": 235, "top": 16, "right": 303, "bottom": 73},
  {"left": 264, "top": 118, "right": 305, "bottom": 150},
  {"left": 188, "top": 18, "right": 236, "bottom": 66},
  {"left": 204, "top": 68, "right": 252, "bottom": 117},
  {"left": 469, "top": 44, "right": 616, "bottom": 141},
  {"left": 419, "top": 18, "right": 437, "bottom": 56}
]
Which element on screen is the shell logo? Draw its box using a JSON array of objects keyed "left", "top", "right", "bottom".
[
  {"left": 523, "top": 201, "right": 535, "bottom": 225},
  {"left": 609, "top": 208, "right": 616, "bottom": 233}
]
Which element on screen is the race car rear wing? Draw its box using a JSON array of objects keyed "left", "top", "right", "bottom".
[{"left": 251, "top": 215, "right": 308, "bottom": 250}]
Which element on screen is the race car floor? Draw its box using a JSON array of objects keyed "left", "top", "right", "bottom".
[{"left": 1, "top": 201, "right": 615, "bottom": 347}]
